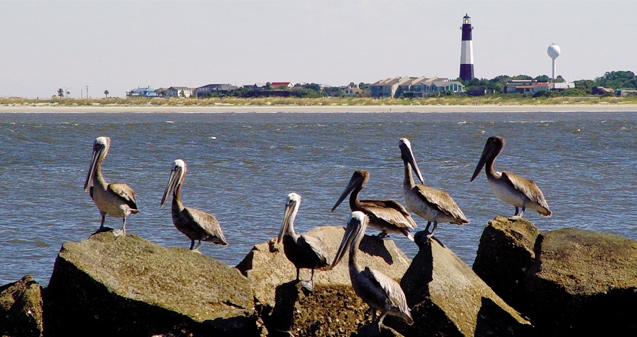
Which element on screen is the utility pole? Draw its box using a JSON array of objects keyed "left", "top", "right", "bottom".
[{"left": 86, "top": 85, "right": 89, "bottom": 99}]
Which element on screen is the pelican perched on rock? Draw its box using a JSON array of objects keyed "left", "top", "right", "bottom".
[
  {"left": 399, "top": 138, "right": 469, "bottom": 237},
  {"left": 471, "top": 136, "right": 552, "bottom": 218},
  {"left": 83, "top": 136, "right": 139, "bottom": 237},
  {"left": 332, "top": 170, "right": 417, "bottom": 240},
  {"left": 277, "top": 192, "right": 331, "bottom": 291},
  {"left": 160, "top": 159, "right": 227, "bottom": 251},
  {"left": 332, "top": 211, "right": 413, "bottom": 330}
]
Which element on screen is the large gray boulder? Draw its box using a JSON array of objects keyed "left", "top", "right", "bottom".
[
  {"left": 45, "top": 232, "right": 258, "bottom": 337},
  {"left": 394, "top": 236, "right": 533, "bottom": 337},
  {"left": 0, "top": 275, "right": 44, "bottom": 337},
  {"left": 236, "top": 225, "right": 412, "bottom": 336},
  {"left": 236, "top": 225, "right": 412, "bottom": 308},
  {"left": 472, "top": 216, "right": 540, "bottom": 312},
  {"left": 526, "top": 228, "right": 637, "bottom": 336}
]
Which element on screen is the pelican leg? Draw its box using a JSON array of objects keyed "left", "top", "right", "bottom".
[
  {"left": 423, "top": 222, "right": 432, "bottom": 234},
  {"left": 376, "top": 310, "right": 389, "bottom": 329},
  {"left": 113, "top": 217, "right": 127, "bottom": 237},
  {"left": 92, "top": 213, "right": 108, "bottom": 237},
  {"left": 296, "top": 268, "right": 300, "bottom": 281},
  {"left": 193, "top": 240, "right": 203, "bottom": 253},
  {"left": 301, "top": 269, "right": 315, "bottom": 292},
  {"left": 427, "top": 222, "right": 439, "bottom": 238},
  {"left": 189, "top": 240, "right": 195, "bottom": 250}
]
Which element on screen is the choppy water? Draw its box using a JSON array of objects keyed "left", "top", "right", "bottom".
[{"left": 1, "top": 110, "right": 635, "bottom": 286}]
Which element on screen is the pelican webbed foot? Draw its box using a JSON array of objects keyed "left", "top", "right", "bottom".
[
  {"left": 112, "top": 229, "right": 125, "bottom": 237},
  {"left": 300, "top": 280, "right": 314, "bottom": 293},
  {"left": 376, "top": 230, "right": 389, "bottom": 239},
  {"left": 357, "top": 321, "right": 382, "bottom": 336}
]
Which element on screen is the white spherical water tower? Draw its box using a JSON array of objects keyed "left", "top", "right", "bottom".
[{"left": 547, "top": 43, "right": 561, "bottom": 84}]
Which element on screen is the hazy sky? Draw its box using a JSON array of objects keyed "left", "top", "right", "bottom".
[{"left": 2, "top": 0, "right": 635, "bottom": 98}]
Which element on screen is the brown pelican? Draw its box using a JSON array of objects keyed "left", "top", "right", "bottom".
[
  {"left": 83, "top": 136, "right": 139, "bottom": 237},
  {"left": 332, "top": 211, "right": 413, "bottom": 330},
  {"left": 277, "top": 192, "right": 331, "bottom": 291},
  {"left": 332, "top": 170, "right": 417, "bottom": 241},
  {"left": 160, "top": 159, "right": 227, "bottom": 251},
  {"left": 470, "top": 136, "right": 552, "bottom": 218},
  {"left": 399, "top": 138, "right": 469, "bottom": 237}
]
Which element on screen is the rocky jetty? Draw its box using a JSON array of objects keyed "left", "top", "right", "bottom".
[
  {"left": 3, "top": 217, "right": 637, "bottom": 336},
  {"left": 473, "top": 217, "right": 637, "bottom": 336},
  {"left": 44, "top": 232, "right": 257, "bottom": 337},
  {"left": 0, "top": 275, "right": 44, "bottom": 337},
  {"left": 392, "top": 236, "right": 532, "bottom": 336}
]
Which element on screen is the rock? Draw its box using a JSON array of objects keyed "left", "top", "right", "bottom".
[
  {"left": 236, "top": 226, "right": 412, "bottom": 309},
  {"left": 236, "top": 226, "right": 412, "bottom": 336},
  {"left": 472, "top": 216, "right": 540, "bottom": 312},
  {"left": 266, "top": 281, "right": 373, "bottom": 337},
  {"left": 45, "top": 232, "right": 258, "bottom": 337},
  {"left": 395, "top": 237, "right": 533, "bottom": 337},
  {"left": 525, "top": 228, "right": 637, "bottom": 336},
  {"left": 0, "top": 275, "right": 44, "bottom": 337}
]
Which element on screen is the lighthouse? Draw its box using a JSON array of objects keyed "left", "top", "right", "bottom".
[{"left": 459, "top": 14, "right": 474, "bottom": 81}]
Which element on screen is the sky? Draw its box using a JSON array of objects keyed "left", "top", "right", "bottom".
[{"left": 1, "top": 0, "right": 635, "bottom": 99}]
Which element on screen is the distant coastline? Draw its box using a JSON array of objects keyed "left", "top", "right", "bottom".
[
  {"left": 2, "top": 96, "right": 637, "bottom": 113},
  {"left": 1, "top": 104, "right": 637, "bottom": 113}
]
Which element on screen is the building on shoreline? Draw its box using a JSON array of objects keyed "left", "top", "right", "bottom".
[{"left": 370, "top": 76, "right": 464, "bottom": 98}]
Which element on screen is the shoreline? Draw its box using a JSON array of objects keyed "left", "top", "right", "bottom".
[{"left": 1, "top": 103, "right": 637, "bottom": 113}]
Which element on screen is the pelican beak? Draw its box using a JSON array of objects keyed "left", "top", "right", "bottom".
[
  {"left": 83, "top": 143, "right": 103, "bottom": 191},
  {"left": 160, "top": 165, "right": 181, "bottom": 206},
  {"left": 470, "top": 151, "right": 486, "bottom": 182},
  {"left": 277, "top": 199, "right": 296, "bottom": 244},
  {"left": 332, "top": 174, "right": 360, "bottom": 212},
  {"left": 399, "top": 139, "right": 424, "bottom": 184},
  {"left": 331, "top": 211, "right": 366, "bottom": 269},
  {"left": 471, "top": 137, "right": 501, "bottom": 182}
]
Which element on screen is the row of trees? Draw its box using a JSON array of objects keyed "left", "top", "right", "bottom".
[
  {"left": 56, "top": 71, "right": 636, "bottom": 99},
  {"left": 218, "top": 71, "right": 637, "bottom": 99},
  {"left": 460, "top": 71, "right": 637, "bottom": 95}
]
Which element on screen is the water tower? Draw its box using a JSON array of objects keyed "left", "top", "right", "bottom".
[{"left": 547, "top": 43, "right": 561, "bottom": 84}]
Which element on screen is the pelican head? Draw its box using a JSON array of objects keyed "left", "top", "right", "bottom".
[
  {"left": 332, "top": 170, "right": 369, "bottom": 212},
  {"left": 160, "top": 159, "right": 187, "bottom": 207},
  {"left": 331, "top": 211, "right": 367, "bottom": 269},
  {"left": 277, "top": 192, "right": 301, "bottom": 244},
  {"left": 84, "top": 136, "right": 111, "bottom": 192},
  {"left": 470, "top": 136, "right": 505, "bottom": 182},
  {"left": 398, "top": 138, "right": 425, "bottom": 184}
]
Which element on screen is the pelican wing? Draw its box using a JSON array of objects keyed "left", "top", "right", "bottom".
[
  {"left": 108, "top": 183, "right": 139, "bottom": 211},
  {"left": 501, "top": 171, "right": 550, "bottom": 209},
  {"left": 414, "top": 185, "right": 468, "bottom": 224},
  {"left": 361, "top": 199, "right": 417, "bottom": 229},
  {"left": 298, "top": 234, "right": 331, "bottom": 267},
  {"left": 183, "top": 207, "right": 227, "bottom": 245},
  {"left": 362, "top": 266, "right": 412, "bottom": 322}
]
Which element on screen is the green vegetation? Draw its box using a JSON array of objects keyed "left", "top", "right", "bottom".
[
  {"left": 2, "top": 94, "right": 636, "bottom": 108},
  {"left": 460, "top": 70, "right": 637, "bottom": 93},
  {"left": 3, "top": 71, "right": 636, "bottom": 108}
]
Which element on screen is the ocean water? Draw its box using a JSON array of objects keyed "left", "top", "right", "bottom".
[{"left": 0, "top": 110, "right": 635, "bottom": 286}]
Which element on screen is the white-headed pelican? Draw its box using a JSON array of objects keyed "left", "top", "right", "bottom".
[
  {"left": 332, "top": 211, "right": 413, "bottom": 329},
  {"left": 160, "top": 159, "right": 227, "bottom": 251},
  {"left": 470, "top": 136, "right": 552, "bottom": 218},
  {"left": 332, "top": 170, "right": 416, "bottom": 241},
  {"left": 277, "top": 192, "right": 331, "bottom": 291},
  {"left": 83, "top": 136, "right": 139, "bottom": 237},
  {"left": 399, "top": 138, "right": 469, "bottom": 237}
]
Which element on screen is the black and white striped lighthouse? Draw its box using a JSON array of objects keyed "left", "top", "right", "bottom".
[{"left": 459, "top": 14, "right": 474, "bottom": 81}]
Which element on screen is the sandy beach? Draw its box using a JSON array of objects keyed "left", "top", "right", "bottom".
[{"left": 1, "top": 104, "right": 637, "bottom": 113}]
